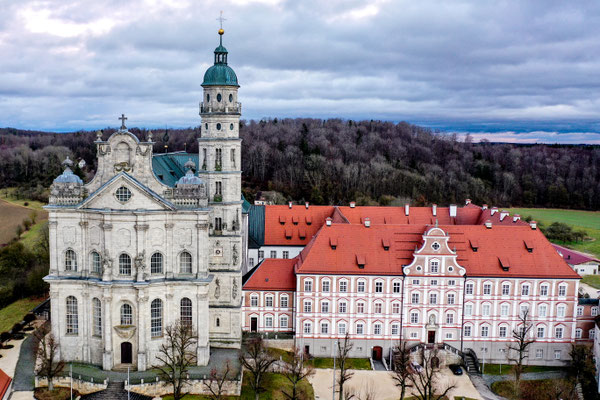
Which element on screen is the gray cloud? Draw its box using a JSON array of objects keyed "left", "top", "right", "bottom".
[{"left": 1, "top": 0, "right": 600, "bottom": 142}]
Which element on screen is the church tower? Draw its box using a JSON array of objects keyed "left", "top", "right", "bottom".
[{"left": 199, "top": 27, "right": 243, "bottom": 348}]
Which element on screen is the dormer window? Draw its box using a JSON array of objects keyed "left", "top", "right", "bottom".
[
  {"left": 279, "top": 216, "right": 286, "bottom": 225},
  {"left": 469, "top": 239, "right": 479, "bottom": 252},
  {"left": 285, "top": 228, "right": 292, "bottom": 239},
  {"left": 382, "top": 238, "right": 390, "bottom": 251},
  {"left": 524, "top": 240, "right": 534, "bottom": 252},
  {"left": 329, "top": 237, "right": 337, "bottom": 250},
  {"left": 299, "top": 228, "right": 306, "bottom": 240},
  {"left": 305, "top": 216, "right": 312, "bottom": 225},
  {"left": 356, "top": 254, "right": 366, "bottom": 269},
  {"left": 292, "top": 216, "right": 299, "bottom": 225}
]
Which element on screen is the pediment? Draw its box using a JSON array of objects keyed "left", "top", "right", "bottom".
[{"left": 79, "top": 173, "right": 175, "bottom": 211}]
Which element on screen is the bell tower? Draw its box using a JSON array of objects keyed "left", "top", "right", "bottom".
[{"left": 199, "top": 25, "right": 243, "bottom": 348}]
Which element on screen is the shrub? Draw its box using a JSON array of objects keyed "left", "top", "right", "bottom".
[
  {"left": 23, "top": 201, "right": 29, "bottom": 206},
  {"left": 11, "top": 322, "right": 22, "bottom": 333},
  {"left": 0, "top": 331, "right": 11, "bottom": 344},
  {"left": 24, "top": 313, "right": 36, "bottom": 324}
]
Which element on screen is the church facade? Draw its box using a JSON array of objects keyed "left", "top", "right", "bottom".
[{"left": 44, "top": 30, "right": 242, "bottom": 371}]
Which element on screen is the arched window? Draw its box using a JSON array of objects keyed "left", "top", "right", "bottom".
[
  {"left": 280, "top": 294, "right": 289, "bottom": 308},
  {"left": 265, "top": 295, "right": 274, "bottom": 307},
  {"left": 151, "top": 299, "right": 163, "bottom": 337},
  {"left": 119, "top": 253, "right": 131, "bottom": 275},
  {"left": 91, "top": 251, "right": 101, "bottom": 274},
  {"left": 66, "top": 296, "right": 78, "bottom": 334},
  {"left": 216, "top": 317, "right": 221, "bottom": 327},
  {"left": 303, "top": 300, "right": 312, "bottom": 313},
  {"left": 151, "top": 252, "right": 163, "bottom": 274},
  {"left": 179, "top": 298, "right": 192, "bottom": 326},
  {"left": 179, "top": 251, "right": 192, "bottom": 274},
  {"left": 280, "top": 315, "right": 289, "bottom": 329},
  {"left": 229, "top": 93, "right": 233, "bottom": 102},
  {"left": 575, "top": 328, "right": 582, "bottom": 339},
  {"left": 120, "top": 304, "right": 133, "bottom": 325},
  {"left": 250, "top": 294, "right": 258, "bottom": 307},
  {"left": 65, "top": 249, "right": 77, "bottom": 271},
  {"left": 537, "top": 325, "right": 546, "bottom": 338},
  {"left": 92, "top": 297, "right": 102, "bottom": 337}
]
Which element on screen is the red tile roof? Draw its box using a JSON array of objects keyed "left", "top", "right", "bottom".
[
  {"left": 552, "top": 244, "right": 600, "bottom": 265},
  {"left": 264, "top": 205, "right": 335, "bottom": 245},
  {"left": 0, "top": 369, "right": 11, "bottom": 400},
  {"left": 243, "top": 258, "right": 297, "bottom": 291},
  {"left": 295, "top": 223, "right": 580, "bottom": 279}
]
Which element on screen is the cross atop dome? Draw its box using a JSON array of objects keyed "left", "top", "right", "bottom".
[{"left": 119, "top": 113, "right": 128, "bottom": 129}]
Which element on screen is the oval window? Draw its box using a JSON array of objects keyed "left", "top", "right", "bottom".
[
  {"left": 206, "top": 94, "right": 210, "bottom": 102},
  {"left": 217, "top": 93, "right": 222, "bottom": 102},
  {"left": 230, "top": 123, "right": 234, "bottom": 130},
  {"left": 216, "top": 123, "right": 222, "bottom": 130},
  {"left": 229, "top": 94, "right": 233, "bottom": 102}
]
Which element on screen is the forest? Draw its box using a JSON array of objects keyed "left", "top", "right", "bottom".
[{"left": 0, "top": 118, "right": 599, "bottom": 209}]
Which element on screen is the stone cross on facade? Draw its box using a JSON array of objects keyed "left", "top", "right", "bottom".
[{"left": 119, "top": 114, "right": 127, "bottom": 129}]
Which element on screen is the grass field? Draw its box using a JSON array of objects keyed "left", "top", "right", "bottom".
[
  {"left": 0, "top": 188, "right": 48, "bottom": 247},
  {"left": 0, "top": 296, "right": 43, "bottom": 332},
  {"left": 482, "top": 363, "right": 565, "bottom": 375},
  {"left": 491, "top": 378, "right": 576, "bottom": 400},
  {"left": 509, "top": 208, "right": 600, "bottom": 258}
]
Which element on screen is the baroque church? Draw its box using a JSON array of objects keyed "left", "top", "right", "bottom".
[{"left": 44, "top": 28, "right": 243, "bottom": 371}]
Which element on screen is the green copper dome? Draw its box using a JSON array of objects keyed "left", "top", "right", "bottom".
[{"left": 202, "top": 33, "right": 239, "bottom": 87}]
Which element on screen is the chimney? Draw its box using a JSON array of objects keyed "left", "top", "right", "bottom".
[
  {"left": 288, "top": 201, "right": 293, "bottom": 209},
  {"left": 465, "top": 198, "right": 471, "bottom": 205},
  {"left": 485, "top": 220, "right": 492, "bottom": 229},
  {"left": 482, "top": 204, "right": 488, "bottom": 210},
  {"left": 405, "top": 204, "right": 410, "bottom": 216},
  {"left": 513, "top": 214, "right": 521, "bottom": 223},
  {"left": 500, "top": 210, "right": 509, "bottom": 221},
  {"left": 326, "top": 217, "right": 332, "bottom": 226},
  {"left": 305, "top": 202, "right": 309, "bottom": 209},
  {"left": 350, "top": 201, "right": 356, "bottom": 208},
  {"left": 449, "top": 204, "right": 457, "bottom": 218},
  {"left": 530, "top": 221, "right": 537, "bottom": 230},
  {"left": 490, "top": 206, "right": 498, "bottom": 216},
  {"left": 432, "top": 204, "right": 437, "bottom": 216},
  {"left": 364, "top": 217, "right": 371, "bottom": 228}
]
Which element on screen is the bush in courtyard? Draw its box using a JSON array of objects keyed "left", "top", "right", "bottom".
[
  {"left": 11, "top": 322, "right": 22, "bottom": 333},
  {"left": 0, "top": 331, "right": 11, "bottom": 346}
]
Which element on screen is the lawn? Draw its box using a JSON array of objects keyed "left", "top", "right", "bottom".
[
  {"left": 491, "top": 378, "right": 577, "bottom": 400},
  {"left": 0, "top": 188, "right": 47, "bottom": 211},
  {"left": 306, "top": 357, "right": 371, "bottom": 370},
  {"left": 0, "top": 188, "right": 48, "bottom": 247},
  {"left": 508, "top": 208, "right": 600, "bottom": 258},
  {"left": 0, "top": 296, "right": 44, "bottom": 332},
  {"left": 482, "top": 363, "right": 566, "bottom": 375},
  {"left": 162, "top": 371, "right": 314, "bottom": 400}
]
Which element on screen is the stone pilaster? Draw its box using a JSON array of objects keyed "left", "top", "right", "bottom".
[
  {"left": 137, "top": 290, "right": 148, "bottom": 371},
  {"left": 102, "top": 293, "right": 113, "bottom": 370}
]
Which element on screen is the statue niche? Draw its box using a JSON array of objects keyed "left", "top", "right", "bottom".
[{"left": 114, "top": 141, "right": 132, "bottom": 172}]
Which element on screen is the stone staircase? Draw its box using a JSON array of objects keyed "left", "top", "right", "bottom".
[
  {"left": 463, "top": 351, "right": 480, "bottom": 374},
  {"left": 81, "top": 381, "right": 153, "bottom": 400}
]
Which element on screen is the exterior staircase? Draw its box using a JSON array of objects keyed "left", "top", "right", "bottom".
[
  {"left": 463, "top": 348, "right": 481, "bottom": 374},
  {"left": 81, "top": 381, "right": 153, "bottom": 400}
]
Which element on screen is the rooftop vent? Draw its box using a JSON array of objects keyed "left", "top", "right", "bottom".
[
  {"left": 305, "top": 216, "right": 312, "bottom": 225},
  {"left": 490, "top": 207, "right": 498, "bottom": 216},
  {"left": 299, "top": 228, "right": 306, "bottom": 240},
  {"left": 513, "top": 214, "right": 521, "bottom": 223},
  {"left": 364, "top": 217, "right": 371, "bottom": 228},
  {"left": 465, "top": 198, "right": 472, "bottom": 205},
  {"left": 469, "top": 239, "right": 479, "bottom": 252},
  {"left": 449, "top": 204, "right": 457, "bottom": 218},
  {"left": 432, "top": 204, "right": 437, "bottom": 216},
  {"left": 305, "top": 202, "right": 309, "bottom": 209},
  {"left": 482, "top": 204, "right": 488, "bottom": 210},
  {"left": 405, "top": 204, "right": 410, "bottom": 216},
  {"left": 292, "top": 216, "right": 299, "bottom": 225},
  {"left": 326, "top": 217, "right": 332, "bottom": 227},
  {"left": 382, "top": 238, "right": 390, "bottom": 251},
  {"left": 499, "top": 256, "right": 510, "bottom": 271},
  {"left": 484, "top": 220, "right": 492, "bottom": 229},
  {"left": 288, "top": 201, "right": 293, "bottom": 209},
  {"left": 530, "top": 221, "right": 537, "bottom": 230},
  {"left": 500, "top": 210, "right": 509, "bottom": 221},
  {"left": 330, "top": 237, "right": 338, "bottom": 250},
  {"left": 524, "top": 240, "right": 534, "bottom": 252},
  {"left": 350, "top": 201, "right": 356, "bottom": 208},
  {"left": 279, "top": 216, "right": 286, "bottom": 225},
  {"left": 356, "top": 254, "right": 366, "bottom": 269},
  {"left": 285, "top": 228, "right": 292, "bottom": 239}
]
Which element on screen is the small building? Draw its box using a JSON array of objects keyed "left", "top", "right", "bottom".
[{"left": 553, "top": 244, "right": 600, "bottom": 276}]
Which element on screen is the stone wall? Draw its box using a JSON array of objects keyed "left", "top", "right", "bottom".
[
  {"left": 264, "top": 338, "right": 295, "bottom": 351},
  {"left": 129, "top": 377, "right": 241, "bottom": 397},
  {"left": 36, "top": 376, "right": 107, "bottom": 395}
]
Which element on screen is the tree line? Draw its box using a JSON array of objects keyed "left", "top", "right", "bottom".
[{"left": 1, "top": 119, "right": 599, "bottom": 209}]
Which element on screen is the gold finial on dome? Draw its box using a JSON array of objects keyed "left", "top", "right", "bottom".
[
  {"left": 217, "top": 11, "right": 226, "bottom": 36},
  {"left": 218, "top": 28, "right": 224, "bottom": 35}
]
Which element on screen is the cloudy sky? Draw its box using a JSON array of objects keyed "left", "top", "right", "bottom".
[{"left": 2, "top": 0, "right": 600, "bottom": 143}]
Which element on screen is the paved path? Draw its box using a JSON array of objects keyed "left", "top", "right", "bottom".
[
  {"left": 469, "top": 374, "right": 505, "bottom": 400},
  {"left": 12, "top": 333, "right": 39, "bottom": 391}
]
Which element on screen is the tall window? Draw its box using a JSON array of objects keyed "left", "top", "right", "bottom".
[
  {"left": 410, "top": 312, "right": 419, "bottom": 324},
  {"left": 322, "top": 281, "right": 330, "bottom": 292},
  {"left": 151, "top": 299, "right": 163, "bottom": 337},
  {"left": 180, "top": 251, "right": 192, "bottom": 273},
  {"left": 538, "top": 304, "right": 547, "bottom": 317},
  {"left": 357, "top": 281, "right": 365, "bottom": 292},
  {"left": 373, "top": 323, "right": 382, "bottom": 335},
  {"left": 91, "top": 252, "right": 101, "bottom": 274},
  {"left": 465, "top": 282, "right": 474, "bottom": 295},
  {"left": 502, "top": 284, "right": 510, "bottom": 296},
  {"left": 65, "top": 249, "right": 77, "bottom": 271},
  {"left": 321, "top": 323, "right": 329, "bottom": 334},
  {"left": 303, "top": 322, "right": 312, "bottom": 334},
  {"left": 430, "top": 260, "right": 439, "bottom": 273},
  {"left": 266, "top": 295, "right": 274, "bottom": 307},
  {"left": 338, "top": 322, "right": 346, "bottom": 334},
  {"left": 303, "top": 301, "right": 312, "bottom": 313},
  {"left": 393, "top": 282, "right": 401, "bottom": 293},
  {"left": 540, "top": 285, "right": 548, "bottom": 296},
  {"left": 447, "top": 293, "right": 455, "bottom": 304},
  {"left": 392, "top": 303, "right": 400, "bottom": 314},
  {"left": 521, "top": 284, "right": 530, "bottom": 296},
  {"left": 215, "top": 181, "right": 222, "bottom": 196},
  {"left": 181, "top": 298, "right": 192, "bottom": 326},
  {"left": 338, "top": 302, "right": 347, "bottom": 313},
  {"left": 463, "top": 326, "right": 471, "bottom": 337},
  {"left": 265, "top": 316, "right": 273, "bottom": 328},
  {"left": 499, "top": 326, "right": 507, "bottom": 337},
  {"left": 501, "top": 304, "right": 509, "bottom": 316},
  {"left": 280, "top": 295, "right": 288, "bottom": 308},
  {"left": 411, "top": 293, "right": 420, "bottom": 304},
  {"left": 280, "top": 316, "right": 288, "bottom": 329},
  {"left": 557, "top": 305, "right": 566, "bottom": 318},
  {"left": 481, "top": 326, "right": 489, "bottom": 337},
  {"left": 555, "top": 326, "right": 564, "bottom": 339},
  {"left": 304, "top": 280, "right": 312, "bottom": 292},
  {"left": 230, "top": 149, "right": 236, "bottom": 168},
  {"left": 215, "top": 148, "right": 222, "bottom": 168},
  {"left": 374, "top": 302, "right": 383, "bottom": 313},
  {"left": 429, "top": 293, "right": 437, "bottom": 304},
  {"left": 321, "top": 301, "right": 329, "bottom": 313},
  {"left": 357, "top": 302, "right": 365, "bottom": 313},
  {"left": 92, "top": 298, "right": 102, "bottom": 337},
  {"left": 482, "top": 304, "right": 491, "bottom": 316},
  {"left": 66, "top": 296, "right": 78, "bottom": 334},
  {"left": 214, "top": 217, "right": 222, "bottom": 231},
  {"left": 250, "top": 295, "right": 258, "bottom": 307},
  {"left": 558, "top": 285, "right": 567, "bottom": 297},
  {"left": 119, "top": 253, "right": 131, "bottom": 275},
  {"left": 446, "top": 313, "right": 454, "bottom": 324},
  {"left": 121, "top": 304, "right": 133, "bottom": 325},
  {"left": 356, "top": 323, "right": 364, "bottom": 335},
  {"left": 483, "top": 283, "right": 492, "bottom": 295},
  {"left": 375, "top": 282, "right": 383, "bottom": 293},
  {"left": 339, "top": 281, "right": 348, "bottom": 292},
  {"left": 283, "top": 251, "right": 289, "bottom": 259},
  {"left": 151, "top": 252, "right": 163, "bottom": 274},
  {"left": 270, "top": 251, "right": 276, "bottom": 258},
  {"left": 465, "top": 304, "right": 473, "bottom": 316}
]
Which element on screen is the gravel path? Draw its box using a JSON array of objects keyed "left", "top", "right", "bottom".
[{"left": 12, "top": 332, "right": 40, "bottom": 391}]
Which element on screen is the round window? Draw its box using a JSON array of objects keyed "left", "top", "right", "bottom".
[
  {"left": 230, "top": 123, "right": 234, "bottom": 130},
  {"left": 432, "top": 242, "right": 440, "bottom": 251},
  {"left": 416, "top": 266, "right": 422, "bottom": 271},
  {"left": 448, "top": 266, "right": 454, "bottom": 272},
  {"left": 229, "top": 94, "right": 233, "bottom": 102},
  {"left": 217, "top": 93, "right": 222, "bottom": 102},
  {"left": 206, "top": 94, "right": 210, "bottom": 102},
  {"left": 115, "top": 186, "right": 131, "bottom": 202},
  {"left": 216, "top": 123, "right": 222, "bottom": 130}
]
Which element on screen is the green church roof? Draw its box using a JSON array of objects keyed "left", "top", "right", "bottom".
[{"left": 202, "top": 32, "right": 239, "bottom": 87}]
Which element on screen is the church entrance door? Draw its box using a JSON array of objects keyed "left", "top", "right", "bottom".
[{"left": 121, "top": 342, "right": 133, "bottom": 364}]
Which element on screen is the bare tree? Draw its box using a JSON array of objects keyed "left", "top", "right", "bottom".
[
  {"left": 391, "top": 341, "right": 411, "bottom": 400},
  {"left": 35, "top": 324, "right": 64, "bottom": 391},
  {"left": 281, "top": 347, "right": 315, "bottom": 400},
  {"left": 346, "top": 378, "right": 379, "bottom": 400},
  {"left": 203, "top": 360, "right": 233, "bottom": 400},
  {"left": 336, "top": 332, "right": 354, "bottom": 400},
  {"left": 507, "top": 308, "right": 535, "bottom": 395},
  {"left": 408, "top": 346, "right": 456, "bottom": 400},
  {"left": 239, "top": 336, "right": 276, "bottom": 400},
  {"left": 154, "top": 320, "right": 198, "bottom": 400}
]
